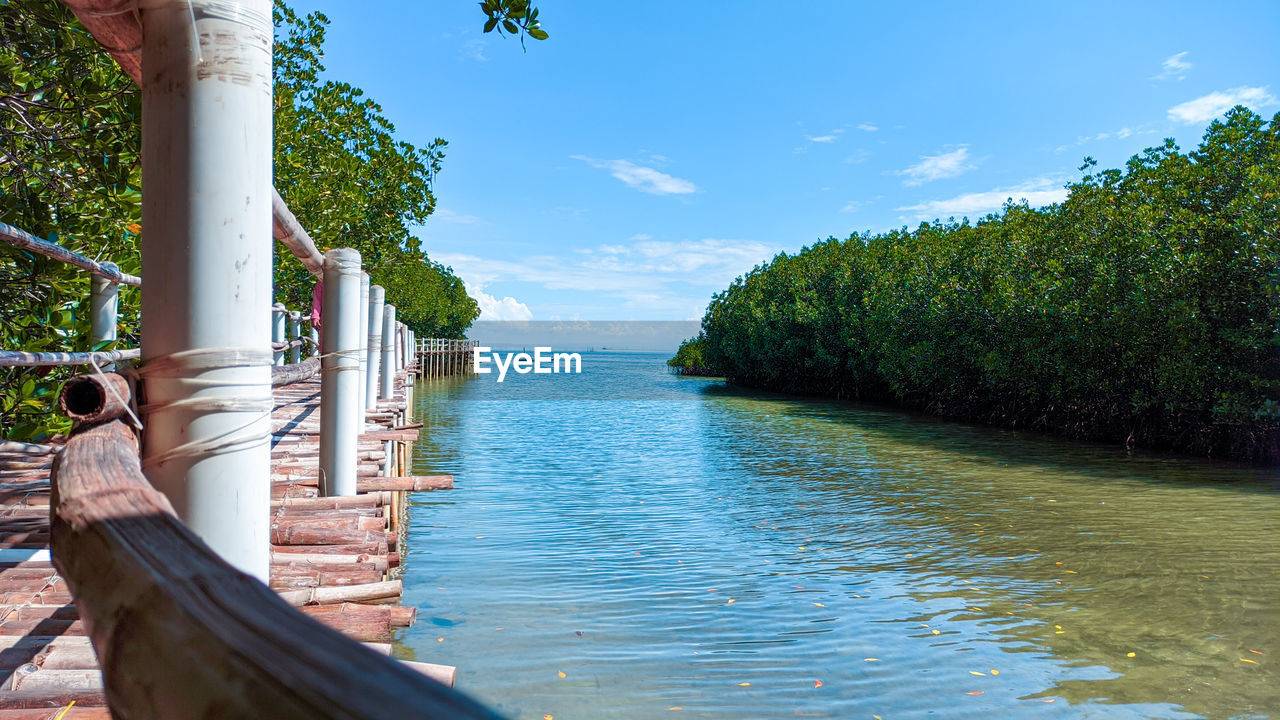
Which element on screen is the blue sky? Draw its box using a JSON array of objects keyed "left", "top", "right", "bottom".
[{"left": 285, "top": 1, "right": 1280, "bottom": 321}]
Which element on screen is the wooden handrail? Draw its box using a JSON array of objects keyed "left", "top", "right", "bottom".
[
  {"left": 0, "top": 348, "right": 139, "bottom": 367},
  {"left": 271, "top": 188, "right": 326, "bottom": 278},
  {"left": 272, "top": 356, "right": 321, "bottom": 386},
  {"left": 59, "top": 0, "right": 328, "bottom": 279},
  {"left": 0, "top": 222, "right": 142, "bottom": 286},
  {"left": 50, "top": 374, "right": 501, "bottom": 719}
]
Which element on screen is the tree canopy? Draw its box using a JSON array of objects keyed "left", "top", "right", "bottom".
[
  {"left": 0, "top": 0, "right": 538, "bottom": 439},
  {"left": 689, "top": 109, "right": 1280, "bottom": 460}
]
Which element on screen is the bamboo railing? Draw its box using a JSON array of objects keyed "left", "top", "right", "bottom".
[
  {"left": 0, "top": 222, "right": 141, "bottom": 286},
  {"left": 58, "top": 0, "right": 329, "bottom": 279},
  {"left": 417, "top": 338, "right": 479, "bottom": 379},
  {"left": 50, "top": 375, "right": 498, "bottom": 720},
  {"left": 0, "top": 5, "right": 491, "bottom": 716}
]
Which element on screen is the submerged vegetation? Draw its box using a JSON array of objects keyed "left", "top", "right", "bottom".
[{"left": 687, "top": 109, "right": 1280, "bottom": 460}]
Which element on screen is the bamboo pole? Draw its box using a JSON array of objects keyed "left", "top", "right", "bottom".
[
  {"left": 356, "top": 273, "right": 370, "bottom": 428},
  {"left": 289, "top": 312, "right": 302, "bottom": 365},
  {"left": 0, "top": 222, "right": 141, "bottom": 286},
  {"left": 379, "top": 306, "right": 396, "bottom": 400},
  {"left": 365, "top": 286, "right": 385, "bottom": 411},
  {"left": 319, "top": 248, "right": 361, "bottom": 498},
  {"left": 0, "top": 349, "right": 139, "bottom": 368},
  {"left": 139, "top": 0, "right": 273, "bottom": 580},
  {"left": 272, "top": 304, "right": 287, "bottom": 366},
  {"left": 89, "top": 261, "right": 119, "bottom": 372}
]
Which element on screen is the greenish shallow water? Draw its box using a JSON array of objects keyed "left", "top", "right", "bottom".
[{"left": 397, "top": 352, "right": 1279, "bottom": 719}]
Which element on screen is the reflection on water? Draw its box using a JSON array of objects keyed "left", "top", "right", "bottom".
[{"left": 398, "top": 352, "right": 1280, "bottom": 719}]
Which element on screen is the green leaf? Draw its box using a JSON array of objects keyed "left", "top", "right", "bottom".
[
  {"left": 502, "top": 19, "right": 519, "bottom": 34},
  {"left": 483, "top": 17, "right": 498, "bottom": 32},
  {"left": 528, "top": 28, "right": 549, "bottom": 40}
]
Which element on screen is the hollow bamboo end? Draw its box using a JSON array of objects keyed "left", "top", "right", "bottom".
[{"left": 59, "top": 373, "right": 131, "bottom": 424}]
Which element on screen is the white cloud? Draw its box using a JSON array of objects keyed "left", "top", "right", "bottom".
[
  {"left": 1153, "top": 51, "right": 1191, "bottom": 81},
  {"left": 572, "top": 156, "right": 697, "bottom": 195},
  {"left": 1167, "top": 86, "right": 1278, "bottom": 125},
  {"left": 897, "top": 176, "right": 1067, "bottom": 219},
  {"left": 434, "top": 208, "right": 480, "bottom": 224},
  {"left": 898, "top": 146, "right": 975, "bottom": 185},
  {"left": 462, "top": 38, "right": 488, "bottom": 62},
  {"left": 856, "top": 123, "right": 878, "bottom": 132},
  {"left": 436, "top": 236, "right": 776, "bottom": 316},
  {"left": 844, "top": 149, "right": 871, "bottom": 164},
  {"left": 840, "top": 200, "right": 868, "bottom": 213},
  {"left": 466, "top": 282, "right": 532, "bottom": 321},
  {"left": 808, "top": 135, "right": 839, "bottom": 143}
]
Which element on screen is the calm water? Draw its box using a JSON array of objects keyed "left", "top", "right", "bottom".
[{"left": 397, "top": 352, "right": 1280, "bottom": 719}]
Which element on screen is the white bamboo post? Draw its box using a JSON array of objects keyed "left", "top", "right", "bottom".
[
  {"left": 319, "top": 248, "right": 362, "bottom": 497},
  {"left": 140, "top": 0, "right": 273, "bottom": 581},
  {"left": 356, "top": 272, "right": 370, "bottom": 427},
  {"left": 309, "top": 320, "right": 320, "bottom": 357},
  {"left": 365, "top": 285, "right": 385, "bottom": 411},
  {"left": 89, "top": 262, "right": 119, "bottom": 369},
  {"left": 289, "top": 312, "right": 302, "bottom": 364},
  {"left": 380, "top": 305, "right": 396, "bottom": 400},
  {"left": 271, "top": 304, "right": 286, "bottom": 366}
]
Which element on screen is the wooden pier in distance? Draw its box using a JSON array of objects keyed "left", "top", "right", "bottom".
[{"left": 0, "top": 360, "right": 456, "bottom": 714}]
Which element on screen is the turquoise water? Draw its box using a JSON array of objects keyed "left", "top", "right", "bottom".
[{"left": 398, "top": 352, "right": 1280, "bottom": 719}]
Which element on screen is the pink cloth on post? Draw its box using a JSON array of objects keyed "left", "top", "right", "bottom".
[{"left": 311, "top": 281, "right": 323, "bottom": 352}]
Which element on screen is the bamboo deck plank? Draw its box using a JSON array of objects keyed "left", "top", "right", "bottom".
[{"left": 0, "top": 366, "right": 453, "bottom": 708}]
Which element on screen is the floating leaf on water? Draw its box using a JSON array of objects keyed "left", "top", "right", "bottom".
[
  {"left": 1055, "top": 630, "right": 1065, "bottom": 634},
  {"left": 966, "top": 691, "right": 984, "bottom": 696},
  {"left": 1249, "top": 649, "right": 1263, "bottom": 655},
  {"left": 932, "top": 629, "right": 941, "bottom": 635},
  {"left": 1064, "top": 570, "right": 1078, "bottom": 574},
  {"left": 543, "top": 715, "right": 553, "bottom": 720},
  {"left": 798, "top": 546, "right": 807, "bottom": 551},
  {"left": 1042, "top": 698, "right": 1056, "bottom": 703},
  {"left": 969, "top": 671, "right": 987, "bottom": 676},
  {"left": 738, "top": 682, "right": 751, "bottom": 687},
  {"left": 1126, "top": 652, "right": 1136, "bottom": 658},
  {"left": 668, "top": 707, "right": 683, "bottom": 711},
  {"left": 814, "top": 680, "right": 823, "bottom": 688},
  {"left": 557, "top": 671, "right": 566, "bottom": 678},
  {"left": 990, "top": 670, "right": 999, "bottom": 675},
  {"left": 727, "top": 599, "right": 736, "bottom": 605},
  {"left": 1240, "top": 658, "right": 1258, "bottom": 664},
  {"left": 813, "top": 602, "right": 826, "bottom": 607},
  {"left": 436, "top": 637, "right": 444, "bottom": 642},
  {"left": 864, "top": 658, "right": 879, "bottom": 662}
]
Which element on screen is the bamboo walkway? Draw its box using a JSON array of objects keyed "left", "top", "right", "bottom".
[{"left": 0, "top": 363, "right": 449, "bottom": 714}]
